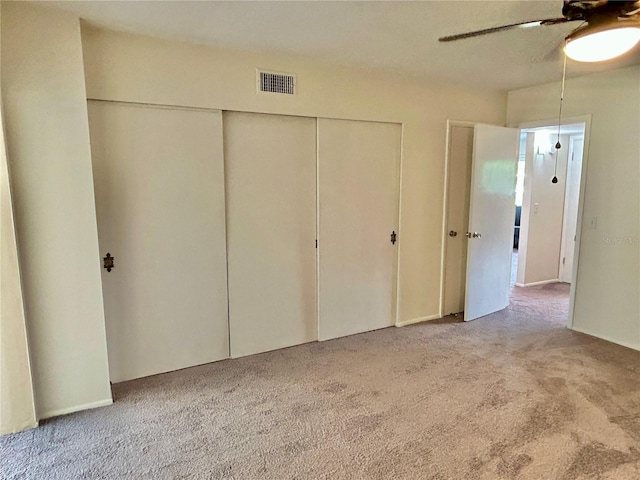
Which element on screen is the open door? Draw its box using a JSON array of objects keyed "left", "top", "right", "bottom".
[{"left": 464, "top": 124, "right": 519, "bottom": 321}]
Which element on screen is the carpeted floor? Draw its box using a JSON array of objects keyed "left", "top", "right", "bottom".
[{"left": 2, "top": 284, "right": 640, "bottom": 479}]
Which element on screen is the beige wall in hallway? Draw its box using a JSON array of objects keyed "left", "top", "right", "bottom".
[{"left": 508, "top": 65, "right": 640, "bottom": 351}]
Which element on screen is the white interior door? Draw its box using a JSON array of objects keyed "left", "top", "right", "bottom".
[
  {"left": 88, "top": 102, "right": 229, "bottom": 383},
  {"left": 443, "top": 126, "right": 473, "bottom": 316},
  {"left": 559, "top": 136, "right": 584, "bottom": 283},
  {"left": 318, "top": 119, "right": 401, "bottom": 341},
  {"left": 224, "top": 112, "right": 317, "bottom": 358},
  {"left": 465, "top": 124, "right": 519, "bottom": 321}
]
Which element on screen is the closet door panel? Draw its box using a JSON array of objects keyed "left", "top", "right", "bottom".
[
  {"left": 88, "top": 102, "right": 229, "bottom": 383},
  {"left": 224, "top": 112, "right": 317, "bottom": 358},
  {"left": 318, "top": 119, "right": 401, "bottom": 341}
]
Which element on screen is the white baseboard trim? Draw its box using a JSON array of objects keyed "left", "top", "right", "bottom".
[
  {"left": 515, "top": 278, "right": 561, "bottom": 288},
  {"left": 570, "top": 326, "right": 640, "bottom": 352},
  {"left": 0, "top": 420, "right": 38, "bottom": 436},
  {"left": 40, "top": 398, "right": 113, "bottom": 420},
  {"left": 396, "top": 314, "right": 441, "bottom": 327}
]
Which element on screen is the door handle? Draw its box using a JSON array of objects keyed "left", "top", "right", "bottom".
[
  {"left": 449, "top": 230, "right": 457, "bottom": 237},
  {"left": 103, "top": 252, "right": 114, "bottom": 272},
  {"left": 472, "top": 232, "right": 482, "bottom": 238}
]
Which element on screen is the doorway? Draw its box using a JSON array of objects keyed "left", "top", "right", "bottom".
[
  {"left": 442, "top": 118, "right": 588, "bottom": 328},
  {"left": 515, "top": 124, "right": 586, "bottom": 290},
  {"left": 441, "top": 122, "right": 519, "bottom": 321},
  {"left": 442, "top": 125, "right": 473, "bottom": 316},
  {"left": 512, "top": 118, "right": 589, "bottom": 328}
]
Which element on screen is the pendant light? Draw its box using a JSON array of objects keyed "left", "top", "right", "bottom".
[{"left": 552, "top": 46, "right": 568, "bottom": 184}]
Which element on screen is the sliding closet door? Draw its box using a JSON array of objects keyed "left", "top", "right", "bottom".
[
  {"left": 224, "top": 112, "right": 317, "bottom": 358},
  {"left": 318, "top": 119, "right": 401, "bottom": 341},
  {"left": 88, "top": 102, "right": 229, "bottom": 383}
]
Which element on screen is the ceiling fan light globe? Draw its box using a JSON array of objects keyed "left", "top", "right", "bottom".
[{"left": 564, "top": 27, "right": 640, "bottom": 62}]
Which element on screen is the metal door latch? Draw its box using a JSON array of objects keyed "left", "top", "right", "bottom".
[
  {"left": 391, "top": 231, "right": 397, "bottom": 245},
  {"left": 449, "top": 230, "right": 458, "bottom": 237},
  {"left": 103, "top": 253, "right": 114, "bottom": 272}
]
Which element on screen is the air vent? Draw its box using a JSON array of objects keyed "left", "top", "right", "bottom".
[{"left": 257, "top": 70, "right": 296, "bottom": 95}]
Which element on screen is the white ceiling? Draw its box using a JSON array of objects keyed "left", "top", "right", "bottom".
[{"left": 47, "top": 0, "right": 640, "bottom": 91}]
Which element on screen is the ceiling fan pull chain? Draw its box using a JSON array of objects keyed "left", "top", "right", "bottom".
[
  {"left": 553, "top": 45, "right": 568, "bottom": 185},
  {"left": 556, "top": 45, "right": 567, "bottom": 149}
]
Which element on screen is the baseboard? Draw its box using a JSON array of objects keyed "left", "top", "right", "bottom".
[
  {"left": 395, "top": 314, "right": 441, "bottom": 327},
  {"left": 570, "top": 326, "right": 640, "bottom": 352},
  {"left": 39, "top": 398, "right": 113, "bottom": 420},
  {"left": 515, "top": 278, "right": 561, "bottom": 288},
  {"left": 1, "top": 420, "right": 38, "bottom": 436}
]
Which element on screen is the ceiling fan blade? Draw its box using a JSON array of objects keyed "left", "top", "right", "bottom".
[
  {"left": 438, "top": 17, "right": 576, "bottom": 42},
  {"left": 540, "top": 17, "right": 576, "bottom": 25}
]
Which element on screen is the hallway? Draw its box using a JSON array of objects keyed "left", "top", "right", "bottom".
[{"left": 510, "top": 249, "right": 571, "bottom": 327}]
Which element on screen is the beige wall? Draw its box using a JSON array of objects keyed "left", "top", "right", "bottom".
[
  {"left": 508, "top": 65, "right": 640, "bottom": 351},
  {"left": 81, "top": 26, "right": 507, "bottom": 325},
  {"left": 1, "top": 70, "right": 38, "bottom": 434},
  {"left": 1, "top": 2, "right": 112, "bottom": 418},
  {"left": 517, "top": 133, "right": 569, "bottom": 285}
]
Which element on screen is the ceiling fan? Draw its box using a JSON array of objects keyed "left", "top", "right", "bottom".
[{"left": 439, "top": 0, "right": 640, "bottom": 62}]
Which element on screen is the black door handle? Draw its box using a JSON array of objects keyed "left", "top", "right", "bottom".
[{"left": 103, "top": 253, "right": 114, "bottom": 272}]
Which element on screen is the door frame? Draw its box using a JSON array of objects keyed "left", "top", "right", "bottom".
[
  {"left": 515, "top": 115, "right": 592, "bottom": 328},
  {"left": 439, "top": 120, "right": 481, "bottom": 319}
]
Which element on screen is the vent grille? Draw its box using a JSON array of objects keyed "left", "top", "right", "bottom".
[{"left": 258, "top": 71, "right": 296, "bottom": 95}]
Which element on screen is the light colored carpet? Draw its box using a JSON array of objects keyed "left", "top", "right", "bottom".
[{"left": 2, "top": 284, "right": 640, "bottom": 479}]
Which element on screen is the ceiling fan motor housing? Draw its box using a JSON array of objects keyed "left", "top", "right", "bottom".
[{"left": 563, "top": 0, "right": 640, "bottom": 22}]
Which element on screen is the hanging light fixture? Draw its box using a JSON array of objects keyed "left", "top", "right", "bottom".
[
  {"left": 565, "top": 19, "right": 640, "bottom": 62},
  {"left": 551, "top": 46, "right": 568, "bottom": 184}
]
